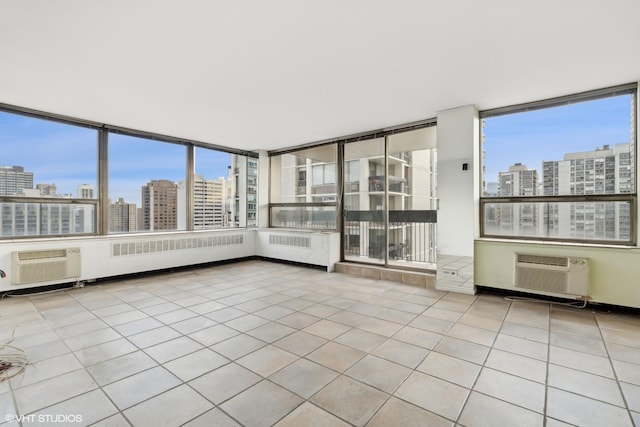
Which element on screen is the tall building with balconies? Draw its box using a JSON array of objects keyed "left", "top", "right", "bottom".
[
  {"left": 543, "top": 143, "right": 631, "bottom": 240},
  {"left": 496, "top": 163, "right": 539, "bottom": 235}
]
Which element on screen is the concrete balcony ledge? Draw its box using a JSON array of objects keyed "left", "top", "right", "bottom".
[{"left": 334, "top": 262, "right": 436, "bottom": 288}]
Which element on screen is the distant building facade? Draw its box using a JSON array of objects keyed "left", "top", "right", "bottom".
[
  {"left": 141, "top": 180, "right": 178, "bottom": 231},
  {"left": 0, "top": 165, "right": 33, "bottom": 196},
  {"left": 110, "top": 197, "right": 137, "bottom": 232}
]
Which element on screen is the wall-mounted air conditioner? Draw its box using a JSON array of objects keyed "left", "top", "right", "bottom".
[
  {"left": 514, "top": 253, "right": 589, "bottom": 297},
  {"left": 11, "top": 248, "right": 81, "bottom": 285}
]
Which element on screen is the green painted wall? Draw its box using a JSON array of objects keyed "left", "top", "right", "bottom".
[{"left": 475, "top": 240, "right": 640, "bottom": 309}]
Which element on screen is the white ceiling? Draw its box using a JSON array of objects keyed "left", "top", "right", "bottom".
[{"left": 1, "top": 0, "right": 639, "bottom": 152}]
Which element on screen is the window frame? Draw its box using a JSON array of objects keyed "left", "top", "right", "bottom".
[
  {"left": 0, "top": 102, "right": 259, "bottom": 239},
  {"left": 479, "top": 83, "right": 638, "bottom": 246}
]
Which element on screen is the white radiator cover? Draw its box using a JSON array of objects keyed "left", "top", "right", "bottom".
[
  {"left": 12, "top": 248, "right": 81, "bottom": 285},
  {"left": 514, "top": 253, "right": 589, "bottom": 297}
]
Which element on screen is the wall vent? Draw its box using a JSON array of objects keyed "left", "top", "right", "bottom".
[
  {"left": 514, "top": 253, "right": 589, "bottom": 297},
  {"left": 12, "top": 248, "right": 81, "bottom": 285},
  {"left": 268, "top": 234, "right": 311, "bottom": 248},
  {"left": 112, "top": 234, "right": 243, "bottom": 257}
]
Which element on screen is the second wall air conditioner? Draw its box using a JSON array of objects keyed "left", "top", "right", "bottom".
[{"left": 514, "top": 253, "right": 589, "bottom": 297}]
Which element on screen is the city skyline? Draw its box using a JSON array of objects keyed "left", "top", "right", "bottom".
[{"left": 483, "top": 94, "right": 633, "bottom": 184}]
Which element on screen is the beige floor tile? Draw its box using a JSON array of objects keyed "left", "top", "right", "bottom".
[
  {"left": 274, "top": 331, "right": 328, "bottom": 356},
  {"left": 334, "top": 328, "right": 387, "bottom": 352},
  {"left": 395, "top": 371, "right": 468, "bottom": 420},
  {"left": 188, "top": 324, "right": 239, "bottom": 346},
  {"left": 346, "top": 354, "right": 412, "bottom": 393},
  {"left": 236, "top": 345, "right": 298, "bottom": 377},
  {"left": 621, "top": 382, "right": 640, "bottom": 412},
  {"left": 601, "top": 328, "right": 640, "bottom": 349},
  {"left": 164, "top": 348, "right": 229, "bottom": 381},
  {"left": 169, "top": 315, "right": 217, "bottom": 334},
  {"left": 328, "top": 310, "right": 371, "bottom": 327},
  {"left": 55, "top": 318, "right": 108, "bottom": 339},
  {"left": 484, "top": 348, "right": 547, "bottom": 384},
  {"left": 301, "top": 304, "right": 341, "bottom": 318},
  {"left": 221, "top": 380, "right": 304, "bottom": 427},
  {"left": 31, "top": 389, "right": 117, "bottom": 426},
  {"left": 311, "top": 376, "right": 388, "bottom": 426},
  {"left": 457, "top": 312, "right": 503, "bottom": 332},
  {"left": 124, "top": 384, "right": 212, "bottom": 427},
  {"left": 0, "top": 392, "right": 16, "bottom": 422},
  {"left": 144, "top": 336, "right": 203, "bottom": 363},
  {"left": 612, "top": 359, "right": 640, "bottom": 385},
  {"left": 433, "top": 336, "right": 490, "bottom": 364},
  {"left": 303, "top": 319, "right": 351, "bottom": 340},
  {"left": 102, "top": 310, "right": 149, "bottom": 327},
  {"left": 545, "top": 418, "right": 575, "bottom": 427},
  {"left": 422, "top": 307, "right": 464, "bottom": 322},
  {"left": 306, "top": 341, "right": 366, "bottom": 373},
  {"left": 371, "top": 338, "right": 430, "bottom": 368},
  {"left": 65, "top": 327, "right": 123, "bottom": 350},
  {"left": 446, "top": 323, "right": 497, "bottom": 347},
  {"left": 87, "top": 351, "right": 158, "bottom": 386},
  {"left": 11, "top": 353, "right": 82, "bottom": 389},
  {"left": 549, "top": 330, "right": 607, "bottom": 357},
  {"left": 183, "top": 408, "right": 241, "bottom": 427},
  {"left": 504, "top": 303, "right": 549, "bottom": 330},
  {"left": 102, "top": 366, "right": 181, "bottom": 409},
  {"left": 14, "top": 369, "right": 97, "bottom": 415},
  {"left": 275, "top": 312, "right": 321, "bottom": 329},
  {"left": 408, "top": 315, "right": 454, "bottom": 334},
  {"left": 376, "top": 307, "right": 419, "bottom": 324},
  {"left": 74, "top": 338, "right": 138, "bottom": 366},
  {"left": 458, "top": 391, "right": 543, "bottom": 427},
  {"left": 546, "top": 387, "right": 633, "bottom": 427},
  {"left": 500, "top": 321, "right": 549, "bottom": 344},
  {"left": 211, "top": 334, "right": 267, "bottom": 360},
  {"left": 139, "top": 301, "right": 183, "bottom": 316},
  {"left": 417, "top": 351, "right": 481, "bottom": 388},
  {"left": 189, "top": 362, "right": 261, "bottom": 404},
  {"left": 366, "top": 397, "right": 452, "bottom": 427},
  {"left": 245, "top": 322, "right": 297, "bottom": 343},
  {"left": 493, "top": 334, "right": 548, "bottom": 361},
  {"left": 474, "top": 367, "right": 546, "bottom": 413},
  {"left": 204, "top": 307, "right": 247, "bottom": 323},
  {"left": 127, "top": 325, "right": 182, "bottom": 349},
  {"left": 269, "top": 358, "right": 339, "bottom": 399},
  {"left": 90, "top": 413, "right": 130, "bottom": 427},
  {"left": 224, "top": 313, "right": 270, "bottom": 332},
  {"left": 22, "top": 340, "right": 70, "bottom": 363},
  {"left": 607, "top": 342, "right": 640, "bottom": 365},
  {"left": 274, "top": 402, "right": 349, "bottom": 427},
  {"left": 548, "top": 364, "right": 624, "bottom": 406},
  {"left": 549, "top": 345, "right": 614, "bottom": 378},
  {"left": 550, "top": 317, "right": 601, "bottom": 340},
  {"left": 393, "top": 326, "right": 443, "bottom": 349}
]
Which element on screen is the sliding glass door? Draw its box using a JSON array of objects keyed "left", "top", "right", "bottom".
[{"left": 342, "top": 127, "right": 437, "bottom": 270}]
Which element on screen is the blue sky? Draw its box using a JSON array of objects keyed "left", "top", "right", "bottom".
[
  {"left": 483, "top": 94, "right": 633, "bottom": 183},
  {"left": 0, "top": 114, "right": 232, "bottom": 205}
]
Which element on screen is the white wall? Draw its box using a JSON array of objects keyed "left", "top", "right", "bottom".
[{"left": 436, "top": 105, "right": 479, "bottom": 257}]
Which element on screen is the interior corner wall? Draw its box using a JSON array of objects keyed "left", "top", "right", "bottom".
[{"left": 436, "top": 105, "right": 479, "bottom": 257}]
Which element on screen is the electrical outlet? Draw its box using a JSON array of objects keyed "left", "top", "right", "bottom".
[{"left": 442, "top": 268, "right": 458, "bottom": 277}]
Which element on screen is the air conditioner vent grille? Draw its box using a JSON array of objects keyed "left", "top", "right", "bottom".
[
  {"left": 516, "top": 254, "right": 568, "bottom": 267},
  {"left": 18, "top": 249, "right": 67, "bottom": 261}
]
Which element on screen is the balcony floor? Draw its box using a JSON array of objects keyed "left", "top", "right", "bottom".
[{"left": 1, "top": 260, "right": 639, "bottom": 426}]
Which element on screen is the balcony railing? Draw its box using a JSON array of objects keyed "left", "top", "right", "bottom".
[
  {"left": 368, "top": 176, "right": 408, "bottom": 193},
  {"left": 344, "top": 209, "right": 437, "bottom": 266},
  {"left": 270, "top": 203, "right": 337, "bottom": 230}
]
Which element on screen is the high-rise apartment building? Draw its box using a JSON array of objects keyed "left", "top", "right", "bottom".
[
  {"left": 0, "top": 165, "right": 33, "bottom": 196},
  {"left": 177, "top": 175, "right": 229, "bottom": 229},
  {"left": 141, "top": 180, "right": 178, "bottom": 231},
  {"left": 110, "top": 197, "right": 137, "bottom": 232},
  {"left": 495, "top": 163, "right": 539, "bottom": 234},
  {"left": 543, "top": 144, "right": 631, "bottom": 240}
]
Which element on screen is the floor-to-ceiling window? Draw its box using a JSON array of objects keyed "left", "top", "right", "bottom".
[{"left": 343, "top": 125, "right": 437, "bottom": 270}]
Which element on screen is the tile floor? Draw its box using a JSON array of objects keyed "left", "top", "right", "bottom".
[{"left": 1, "top": 259, "right": 639, "bottom": 426}]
